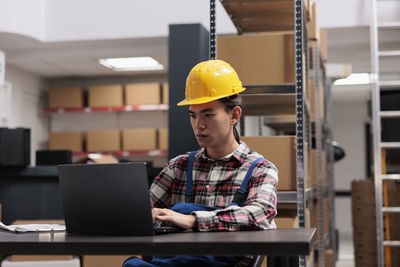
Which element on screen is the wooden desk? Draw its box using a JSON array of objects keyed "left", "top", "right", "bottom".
[{"left": 0, "top": 228, "right": 315, "bottom": 256}]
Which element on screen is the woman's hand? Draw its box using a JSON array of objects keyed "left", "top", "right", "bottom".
[{"left": 152, "top": 208, "right": 196, "bottom": 229}]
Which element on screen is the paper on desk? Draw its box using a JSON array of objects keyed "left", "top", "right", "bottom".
[{"left": 0, "top": 222, "right": 66, "bottom": 233}]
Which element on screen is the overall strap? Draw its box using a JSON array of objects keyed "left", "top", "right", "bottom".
[
  {"left": 185, "top": 151, "right": 197, "bottom": 203},
  {"left": 231, "top": 157, "right": 264, "bottom": 206}
]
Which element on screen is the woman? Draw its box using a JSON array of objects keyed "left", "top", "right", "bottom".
[{"left": 124, "top": 60, "right": 278, "bottom": 267}]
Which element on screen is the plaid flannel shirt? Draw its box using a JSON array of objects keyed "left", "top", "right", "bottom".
[{"left": 150, "top": 141, "right": 278, "bottom": 266}]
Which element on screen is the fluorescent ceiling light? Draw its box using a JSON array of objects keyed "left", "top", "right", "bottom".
[
  {"left": 99, "top": 57, "right": 164, "bottom": 71},
  {"left": 334, "top": 73, "right": 372, "bottom": 85}
]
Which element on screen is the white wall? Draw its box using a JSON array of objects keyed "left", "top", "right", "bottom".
[
  {"left": 5, "top": 65, "right": 49, "bottom": 165},
  {"left": 0, "top": 0, "right": 46, "bottom": 40},
  {"left": 45, "top": 0, "right": 236, "bottom": 41},
  {"left": 333, "top": 99, "right": 368, "bottom": 190},
  {"left": 1, "top": 0, "right": 400, "bottom": 43},
  {"left": 316, "top": 0, "right": 400, "bottom": 28}
]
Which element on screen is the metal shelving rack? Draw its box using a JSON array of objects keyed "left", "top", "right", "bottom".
[
  {"left": 215, "top": 1, "right": 334, "bottom": 266},
  {"left": 214, "top": 0, "right": 317, "bottom": 266},
  {"left": 216, "top": 0, "right": 311, "bottom": 209}
]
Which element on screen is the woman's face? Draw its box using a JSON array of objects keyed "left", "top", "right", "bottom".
[{"left": 189, "top": 100, "right": 235, "bottom": 150}]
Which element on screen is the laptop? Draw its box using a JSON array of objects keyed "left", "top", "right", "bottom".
[{"left": 58, "top": 162, "right": 183, "bottom": 236}]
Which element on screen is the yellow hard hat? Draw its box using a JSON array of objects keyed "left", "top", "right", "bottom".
[{"left": 177, "top": 60, "right": 246, "bottom": 106}]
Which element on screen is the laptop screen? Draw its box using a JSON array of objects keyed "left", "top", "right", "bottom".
[{"left": 58, "top": 163, "right": 154, "bottom": 236}]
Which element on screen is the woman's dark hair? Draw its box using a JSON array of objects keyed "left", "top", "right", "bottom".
[{"left": 219, "top": 94, "right": 242, "bottom": 143}]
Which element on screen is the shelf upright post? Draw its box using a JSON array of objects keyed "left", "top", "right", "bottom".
[
  {"left": 210, "top": 0, "right": 216, "bottom": 60},
  {"left": 294, "top": 0, "right": 307, "bottom": 266}
]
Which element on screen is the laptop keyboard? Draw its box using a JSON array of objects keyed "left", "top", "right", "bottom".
[
  {"left": 153, "top": 225, "right": 185, "bottom": 234},
  {"left": 153, "top": 221, "right": 189, "bottom": 235}
]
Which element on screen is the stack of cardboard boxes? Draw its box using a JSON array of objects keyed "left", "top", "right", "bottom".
[
  {"left": 352, "top": 180, "right": 400, "bottom": 267},
  {"left": 351, "top": 180, "right": 377, "bottom": 267},
  {"left": 48, "top": 83, "right": 169, "bottom": 154}
]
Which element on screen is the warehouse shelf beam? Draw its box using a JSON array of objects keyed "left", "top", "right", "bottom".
[
  {"left": 278, "top": 188, "right": 313, "bottom": 203},
  {"left": 242, "top": 94, "right": 296, "bottom": 116},
  {"left": 242, "top": 93, "right": 312, "bottom": 117},
  {"left": 262, "top": 115, "right": 329, "bottom": 133}
]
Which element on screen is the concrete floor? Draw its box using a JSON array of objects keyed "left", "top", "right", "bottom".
[{"left": 336, "top": 232, "right": 355, "bottom": 267}]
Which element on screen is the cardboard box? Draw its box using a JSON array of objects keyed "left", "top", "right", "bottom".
[
  {"left": 217, "top": 32, "right": 295, "bottom": 85},
  {"left": 158, "top": 129, "right": 168, "bottom": 150},
  {"left": 275, "top": 209, "right": 311, "bottom": 228},
  {"left": 241, "top": 136, "right": 296, "bottom": 190},
  {"left": 261, "top": 257, "right": 267, "bottom": 267},
  {"left": 125, "top": 83, "right": 161, "bottom": 105},
  {"left": 12, "top": 220, "right": 65, "bottom": 225},
  {"left": 162, "top": 82, "right": 169, "bottom": 104},
  {"left": 82, "top": 255, "right": 140, "bottom": 267},
  {"left": 9, "top": 256, "right": 74, "bottom": 262},
  {"left": 274, "top": 210, "right": 298, "bottom": 228},
  {"left": 74, "top": 154, "right": 118, "bottom": 164},
  {"left": 305, "top": 0, "right": 311, "bottom": 21},
  {"left": 86, "top": 130, "right": 120, "bottom": 152},
  {"left": 48, "top": 87, "right": 84, "bottom": 109},
  {"left": 122, "top": 129, "right": 157, "bottom": 151},
  {"left": 320, "top": 29, "right": 328, "bottom": 61},
  {"left": 88, "top": 84, "right": 123, "bottom": 107},
  {"left": 2, "top": 257, "right": 80, "bottom": 267},
  {"left": 49, "top": 132, "right": 84, "bottom": 153},
  {"left": 325, "top": 249, "right": 334, "bottom": 267},
  {"left": 309, "top": 2, "right": 320, "bottom": 40}
]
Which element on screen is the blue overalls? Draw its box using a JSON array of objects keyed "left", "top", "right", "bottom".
[{"left": 123, "top": 152, "right": 264, "bottom": 267}]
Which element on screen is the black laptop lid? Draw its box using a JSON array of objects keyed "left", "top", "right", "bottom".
[{"left": 58, "top": 163, "right": 153, "bottom": 236}]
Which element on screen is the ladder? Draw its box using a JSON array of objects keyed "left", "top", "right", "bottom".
[{"left": 370, "top": 0, "right": 400, "bottom": 266}]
